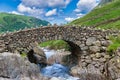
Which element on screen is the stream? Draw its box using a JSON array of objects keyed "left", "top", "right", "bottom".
[{"left": 40, "top": 48, "right": 80, "bottom": 80}]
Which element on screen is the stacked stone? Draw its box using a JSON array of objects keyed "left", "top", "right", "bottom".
[
  {"left": 0, "top": 26, "right": 119, "bottom": 53},
  {"left": 0, "top": 40, "right": 5, "bottom": 52},
  {"left": 70, "top": 36, "right": 120, "bottom": 80}
]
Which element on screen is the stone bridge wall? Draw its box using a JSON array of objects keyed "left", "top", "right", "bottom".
[{"left": 0, "top": 26, "right": 118, "bottom": 53}]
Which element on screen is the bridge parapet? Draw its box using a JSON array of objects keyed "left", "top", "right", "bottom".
[{"left": 0, "top": 26, "right": 119, "bottom": 53}]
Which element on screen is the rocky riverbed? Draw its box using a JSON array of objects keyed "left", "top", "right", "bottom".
[
  {"left": 40, "top": 48, "right": 80, "bottom": 80},
  {"left": 0, "top": 49, "right": 79, "bottom": 80},
  {"left": 0, "top": 52, "right": 48, "bottom": 80},
  {"left": 0, "top": 44, "right": 120, "bottom": 80}
]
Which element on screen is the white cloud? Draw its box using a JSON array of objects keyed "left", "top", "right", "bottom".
[
  {"left": 74, "top": 9, "right": 81, "bottom": 13},
  {"left": 76, "top": 13, "right": 85, "bottom": 18},
  {"left": 65, "top": 17, "right": 75, "bottom": 22},
  {"left": 9, "top": 11, "right": 24, "bottom": 15},
  {"left": 17, "top": 0, "right": 71, "bottom": 19},
  {"left": 48, "top": 0, "right": 71, "bottom": 7},
  {"left": 45, "top": 9, "right": 57, "bottom": 17},
  {"left": 17, "top": 4, "right": 44, "bottom": 15},
  {"left": 21, "top": 0, "right": 71, "bottom": 8},
  {"left": 75, "top": 0, "right": 98, "bottom": 13}
]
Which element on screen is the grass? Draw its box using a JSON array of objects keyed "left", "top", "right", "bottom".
[
  {"left": 39, "top": 40, "right": 71, "bottom": 51},
  {"left": 70, "top": 0, "right": 120, "bottom": 29},
  {"left": 107, "top": 35, "right": 120, "bottom": 54},
  {"left": 97, "top": 20, "right": 120, "bottom": 29},
  {"left": 20, "top": 52, "right": 27, "bottom": 58}
]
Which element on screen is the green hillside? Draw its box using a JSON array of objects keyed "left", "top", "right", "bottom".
[
  {"left": 99, "top": 0, "right": 112, "bottom": 5},
  {"left": 70, "top": 0, "right": 120, "bottom": 29},
  {"left": 0, "top": 12, "right": 50, "bottom": 33}
]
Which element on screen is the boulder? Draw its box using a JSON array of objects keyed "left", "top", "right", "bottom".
[
  {"left": 0, "top": 52, "right": 48, "bottom": 80},
  {"left": 27, "top": 49, "right": 47, "bottom": 67},
  {"left": 27, "top": 42, "right": 47, "bottom": 66},
  {"left": 70, "top": 65, "right": 106, "bottom": 80}
]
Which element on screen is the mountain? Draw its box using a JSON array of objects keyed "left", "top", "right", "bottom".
[
  {"left": 70, "top": 0, "right": 120, "bottom": 29},
  {"left": 0, "top": 12, "right": 50, "bottom": 33}
]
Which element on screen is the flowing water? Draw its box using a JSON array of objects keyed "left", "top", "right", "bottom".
[{"left": 40, "top": 48, "right": 80, "bottom": 80}]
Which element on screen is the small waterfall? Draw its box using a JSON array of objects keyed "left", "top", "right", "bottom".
[
  {"left": 40, "top": 48, "right": 80, "bottom": 80},
  {"left": 42, "top": 48, "right": 57, "bottom": 59}
]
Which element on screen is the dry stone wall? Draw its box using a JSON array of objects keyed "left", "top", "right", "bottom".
[{"left": 0, "top": 26, "right": 119, "bottom": 53}]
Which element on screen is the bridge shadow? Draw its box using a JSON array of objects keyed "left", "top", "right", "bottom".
[
  {"left": 26, "top": 40, "right": 81, "bottom": 68},
  {"left": 63, "top": 40, "right": 81, "bottom": 68}
]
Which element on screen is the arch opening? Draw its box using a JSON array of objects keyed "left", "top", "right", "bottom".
[{"left": 38, "top": 39, "right": 81, "bottom": 67}]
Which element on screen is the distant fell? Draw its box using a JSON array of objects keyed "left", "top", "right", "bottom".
[{"left": 0, "top": 12, "right": 50, "bottom": 33}]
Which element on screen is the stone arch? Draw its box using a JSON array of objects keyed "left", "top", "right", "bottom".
[
  {"left": 40, "top": 39, "right": 82, "bottom": 68},
  {"left": 62, "top": 40, "right": 82, "bottom": 67}
]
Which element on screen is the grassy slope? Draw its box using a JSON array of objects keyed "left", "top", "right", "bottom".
[
  {"left": 39, "top": 40, "right": 71, "bottom": 51},
  {"left": 0, "top": 12, "right": 50, "bottom": 33},
  {"left": 70, "top": 0, "right": 120, "bottom": 29}
]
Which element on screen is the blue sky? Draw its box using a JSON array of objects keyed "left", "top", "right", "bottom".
[{"left": 0, "top": 0, "right": 100, "bottom": 24}]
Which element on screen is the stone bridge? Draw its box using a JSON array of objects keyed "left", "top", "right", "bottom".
[
  {"left": 0, "top": 26, "right": 118, "bottom": 53},
  {"left": 1, "top": 26, "right": 120, "bottom": 79}
]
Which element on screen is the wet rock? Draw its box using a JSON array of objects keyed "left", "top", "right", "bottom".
[
  {"left": 27, "top": 43, "right": 47, "bottom": 66},
  {"left": 27, "top": 49, "right": 46, "bottom": 66},
  {"left": 0, "top": 52, "right": 48, "bottom": 80}
]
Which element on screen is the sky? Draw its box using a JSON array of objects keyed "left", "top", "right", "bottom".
[{"left": 0, "top": 0, "right": 101, "bottom": 25}]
